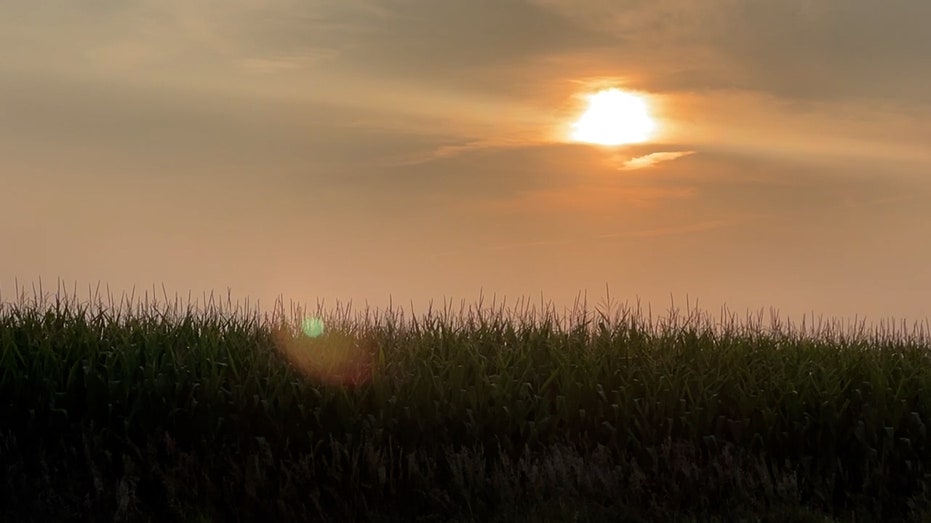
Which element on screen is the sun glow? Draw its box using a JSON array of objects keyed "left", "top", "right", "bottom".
[{"left": 570, "top": 88, "right": 656, "bottom": 146}]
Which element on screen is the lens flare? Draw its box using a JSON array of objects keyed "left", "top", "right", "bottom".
[
  {"left": 302, "top": 317, "right": 325, "bottom": 338},
  {"left": 273, "top": 326, "right": 373, "bottom": 388}
]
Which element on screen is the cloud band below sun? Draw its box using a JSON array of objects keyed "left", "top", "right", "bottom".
[{"left": 621, "top": 151, "right": 695, "bottom": 170}]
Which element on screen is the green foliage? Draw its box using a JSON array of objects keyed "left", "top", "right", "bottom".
[{"left": 2, "top": 283, "right": 931, "bottom": 521}]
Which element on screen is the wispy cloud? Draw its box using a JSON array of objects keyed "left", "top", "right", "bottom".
[
  {"left": 621, "top": 151, "right": 695, "bottom": 170},
  {"left": 480, "top": 183, "right": 696, "bottom": 215},
  {"left": 596, "top": 219, "right": 731, "bottom": 239},
  {"left": 239, "top": 52, "right": 338, "bottom": 74},
  {"left": 444, "top": 219, "right": 733, "bottom": 255},
  {"left": 388, "top": 138, "right": 535, "bottom": 166}
]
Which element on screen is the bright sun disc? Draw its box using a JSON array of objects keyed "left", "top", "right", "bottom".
[{"left": 571, "top": 88, "right": 655, "bottom": 146}]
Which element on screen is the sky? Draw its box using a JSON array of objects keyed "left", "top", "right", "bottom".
[{"left": 3, "top": 0, "right": 931, "bottom": 326}]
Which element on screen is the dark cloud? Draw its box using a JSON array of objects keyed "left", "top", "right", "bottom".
[
  {"left": 320, "top": 0, "right": 607, "bottom": 90},
  {"left": 711, "top": 1, "right": 931, "bottom": 102},
  {"left": 0, "top": 69, "right": 453, "bottom": 182},
  {"left": 6, "top": 0, "right": 930, "bottom": 105},
  {"left": 542, "top": 0, "right": 931, "bottom": 103}
]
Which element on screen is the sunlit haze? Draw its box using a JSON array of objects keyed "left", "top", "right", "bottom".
[{"left": 3, "top": 1, "right": 931, "bottom": 325}]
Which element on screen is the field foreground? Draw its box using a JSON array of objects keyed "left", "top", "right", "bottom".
[{"left": 3, "top": 288, "right": 931, "bottom": 521}]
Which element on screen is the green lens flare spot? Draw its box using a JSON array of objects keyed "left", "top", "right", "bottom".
[{"left": 302, "top": 317, "right": 325, "bottom": 338}]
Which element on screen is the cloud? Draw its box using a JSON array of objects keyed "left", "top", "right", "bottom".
[
  {"left": 385, "top": 137, "right": 543, "bottom": 167},
  {"left": 6, "top": 0, "right": 931, "bottom": 106},
  {"left": 323, "top": 0, "right": 604, "bottom": 81},
  {"left": 621, "top": 151, "right": 695, "bottom": 170},
  {"left": 480, "top": 183, "right": 696, "bottom": 216},
  {"left": 239, "top": 52, "right": 338, "bottom": 74},
  {"left": 596, "top": 219, "right": 730, "bottom": 239},
  {"left": 446, "top": 218, "right": 731, "bottom": 255},
  {"left": 527, "top": 0, "right": 931, "bottom": 103}
]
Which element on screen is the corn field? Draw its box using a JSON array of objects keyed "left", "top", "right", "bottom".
[{"left": 3, "top": 282, "right": 931, "bottom": 521}]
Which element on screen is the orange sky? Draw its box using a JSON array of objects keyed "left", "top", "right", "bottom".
[{"left": 3, "top": 1, "right": 931, "bottom": 324}]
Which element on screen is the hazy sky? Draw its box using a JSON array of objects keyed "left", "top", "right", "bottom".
[{"left": 3, "top": 0, "right": 931, "bottom": 323}]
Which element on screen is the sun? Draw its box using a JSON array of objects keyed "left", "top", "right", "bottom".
[{"left": 570, "top": 88, "right": 656, "bottom": 146}]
